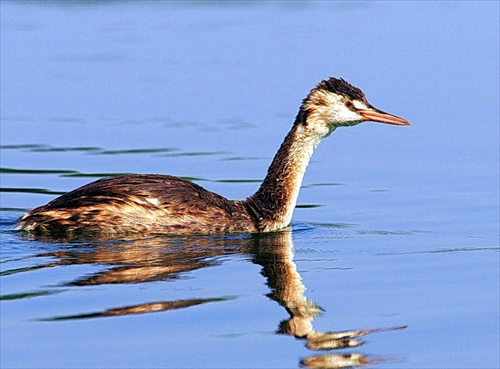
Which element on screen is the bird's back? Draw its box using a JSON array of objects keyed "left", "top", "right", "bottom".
[{"left": 17, "top": 174, "right": 258, "bottom": 235}]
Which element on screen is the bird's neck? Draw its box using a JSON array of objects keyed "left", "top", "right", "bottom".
[{"left": 246, "top": 121, "right": 324, "bottom": 232}]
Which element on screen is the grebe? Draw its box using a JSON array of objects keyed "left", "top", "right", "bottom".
[{"left": 17, "top": 77, "right": 410, "bottom": 235}]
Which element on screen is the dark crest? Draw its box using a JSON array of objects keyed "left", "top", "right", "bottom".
[{"left": 317, "top": 77, "right": 367, "bottom": 102}]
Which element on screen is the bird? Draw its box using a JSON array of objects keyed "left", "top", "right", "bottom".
[{"left": 16, "top": 77, "right": 410, "bottom": 236}]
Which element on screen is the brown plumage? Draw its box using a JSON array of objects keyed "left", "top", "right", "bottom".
[
  {"left": 18, "top": 175, "right": 256, "bottom": 234},
  {"left": 17, "top": 77, "right": 410, "bottom": 236}
]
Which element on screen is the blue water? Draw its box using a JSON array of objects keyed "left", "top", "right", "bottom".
[{"left": 1, "top": 1, "right": 499, "bottom": 368}]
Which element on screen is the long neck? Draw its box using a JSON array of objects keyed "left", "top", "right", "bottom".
[{"left": 245, "top": 121, "right": 323, "bottom": 232}]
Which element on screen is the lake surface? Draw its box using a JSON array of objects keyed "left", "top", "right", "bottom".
[{"left": 1, "top": 1, "right": 499, "bottom": 368}]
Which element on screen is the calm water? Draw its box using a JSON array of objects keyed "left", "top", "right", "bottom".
[{"left": 1, "top": 1, "right": 499, "bottom": 368}]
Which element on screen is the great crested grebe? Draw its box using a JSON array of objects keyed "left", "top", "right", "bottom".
[{"left": 17, "top": 77, "right": 410, "bottom": 235}]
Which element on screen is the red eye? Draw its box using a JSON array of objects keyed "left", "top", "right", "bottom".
[{"left": 344, "top": 101, "right": 354, "bottom": 110}]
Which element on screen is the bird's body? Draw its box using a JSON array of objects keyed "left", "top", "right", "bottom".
[
  {"left": 19, "top": 174, "right": 257, "bottom": 234},
  {"left": 17, "top": 77, "right": 410, "bottom": 236}
]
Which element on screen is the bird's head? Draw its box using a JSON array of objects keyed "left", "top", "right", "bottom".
[{"left": 297, "top": 77, "right": 410, "bottom": 137}]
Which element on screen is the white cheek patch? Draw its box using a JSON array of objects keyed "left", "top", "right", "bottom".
[
  {"left": 352, "top": 100, "right": 368, "bottom": 110},
  {"left": 336, "top": 105, "right": 361, "bottom": 122}
]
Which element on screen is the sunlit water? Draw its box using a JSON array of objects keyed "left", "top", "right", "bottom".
[{"left": 1, "top": 2, "right": 499, "bottom": 368}]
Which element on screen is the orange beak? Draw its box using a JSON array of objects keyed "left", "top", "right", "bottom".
[{"left": 359, "top": 108, "right": 411, "bottom": 126}]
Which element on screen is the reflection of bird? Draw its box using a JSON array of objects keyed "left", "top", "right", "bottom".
[{"left": 17, "top": 77, "right": 410, "bottom": 235}]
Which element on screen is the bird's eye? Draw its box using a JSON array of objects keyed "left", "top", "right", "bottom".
[{"left": 344, "top": 101, "right": 355, "bottom": 110}]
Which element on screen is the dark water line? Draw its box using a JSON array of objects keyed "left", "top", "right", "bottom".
[
  {"left": 0, "top": 290, "right": 62, "bottom": 301},
  {"left": 1, "top": 167, "right": 131, "bottom": 178},
  {"left": 0, "top": 187, "right": 66, "bottom": 195}
]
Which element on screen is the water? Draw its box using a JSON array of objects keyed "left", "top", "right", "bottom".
[{"left": 1, "top": 1, "right": 499, "bottom": 368}]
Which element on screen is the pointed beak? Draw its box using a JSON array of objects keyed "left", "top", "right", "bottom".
[{"left": 358, "top": 108, "right": 411, "bottom": 126}]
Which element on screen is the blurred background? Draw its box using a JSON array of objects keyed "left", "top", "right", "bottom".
[{"left": 1, "top": 1, "right": 498, "bottom": 368}]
